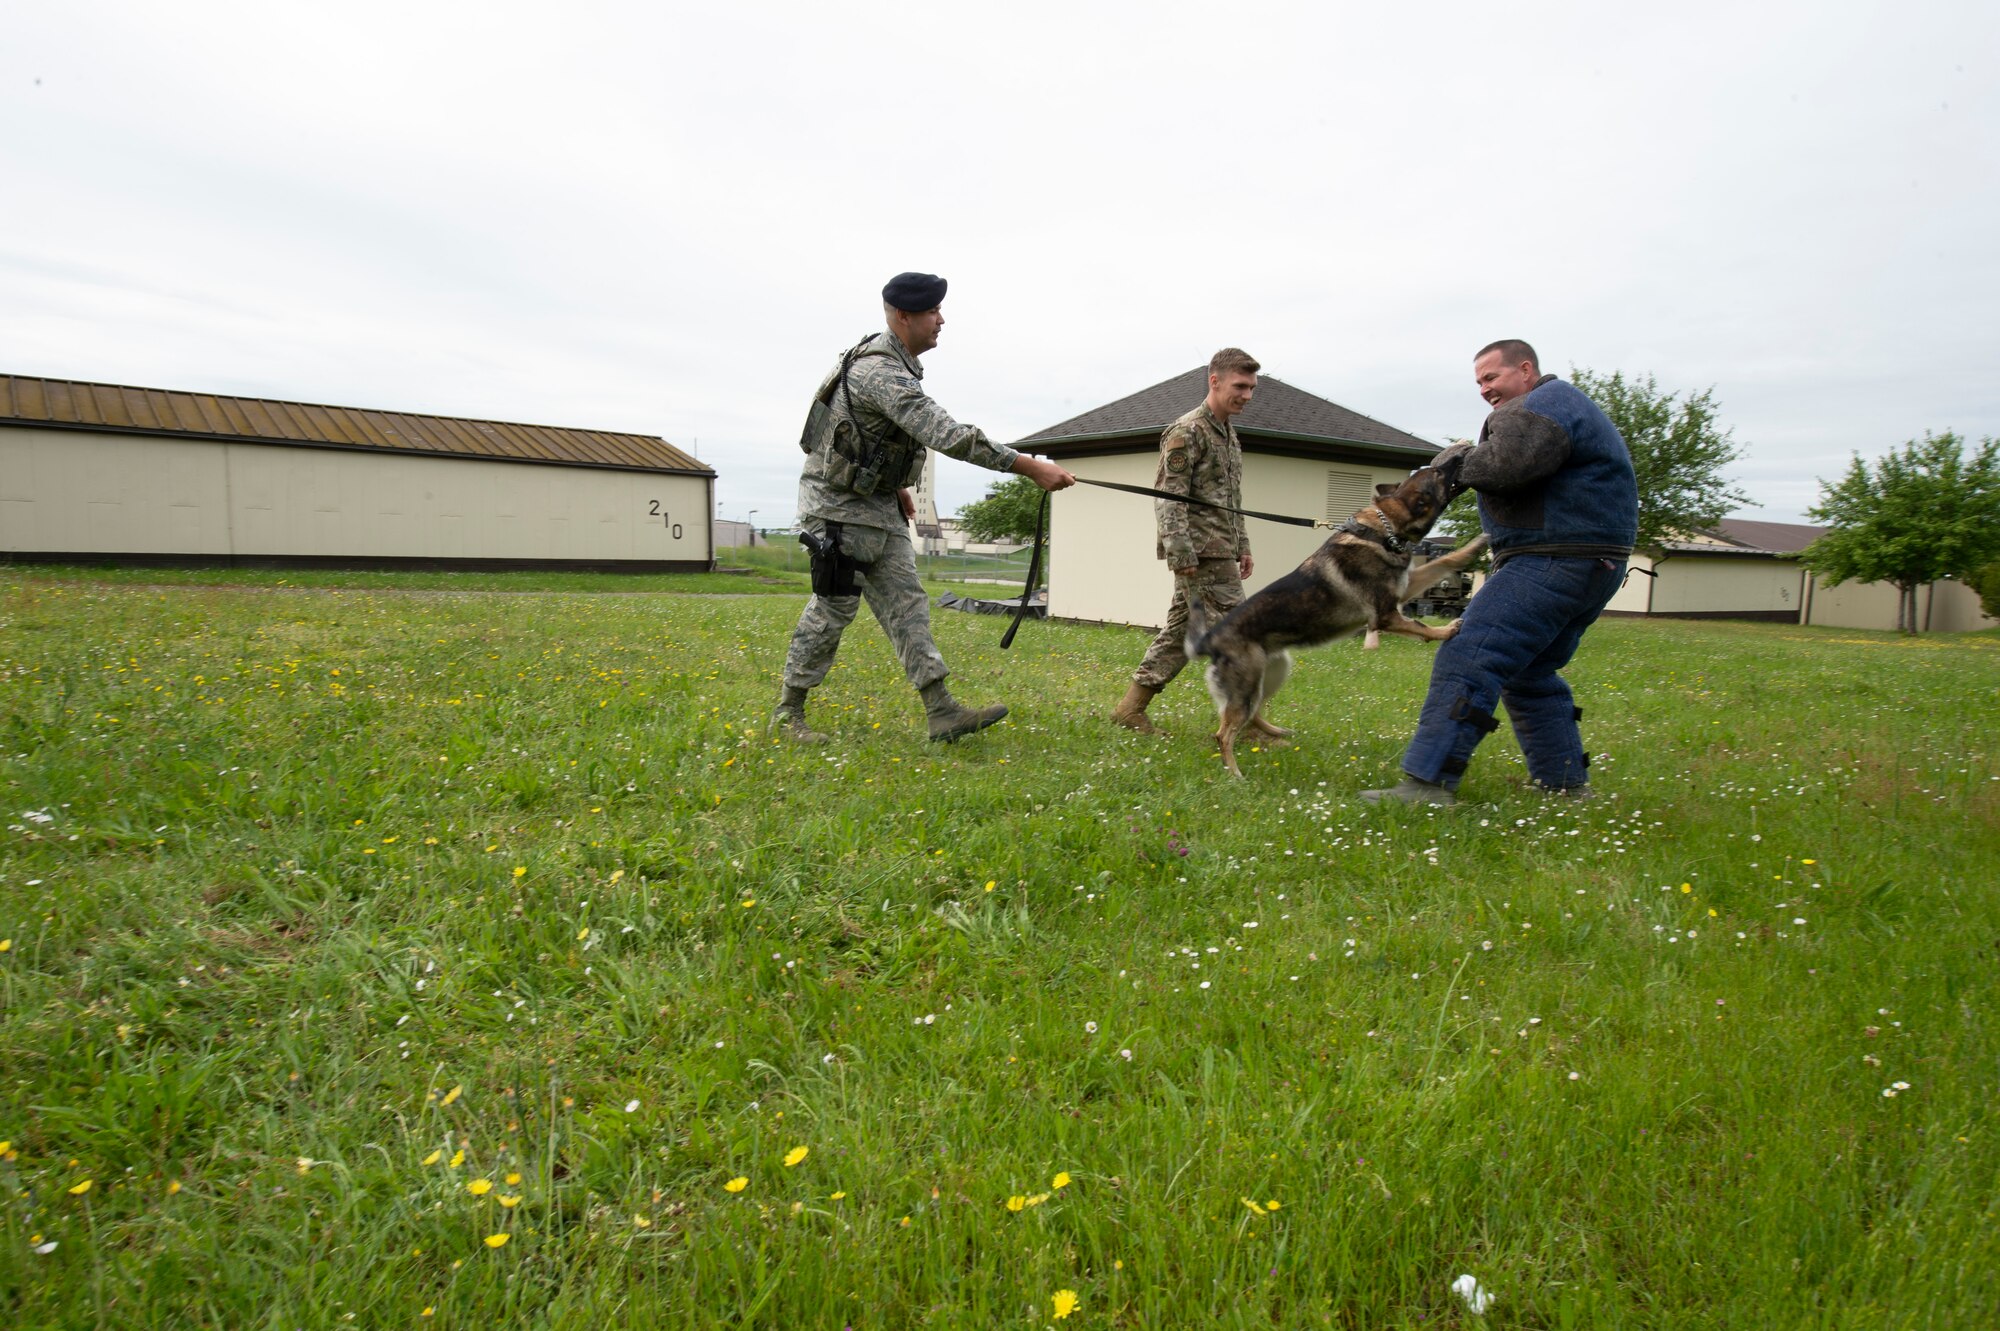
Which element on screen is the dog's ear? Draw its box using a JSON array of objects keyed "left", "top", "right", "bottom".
[{"left": 1375, "top": 483, "right": 1397, "bottom": 498}]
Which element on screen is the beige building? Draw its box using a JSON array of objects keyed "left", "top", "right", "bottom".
[
  {"left": 1604, "top": 519, "right": 1995, "bottom": 632},
  {"left": 0, "top": 374, "right": 715, "bottom": 570},
  {"left": 1019, "top": 368, "right": 1443, "bottom": 628}
]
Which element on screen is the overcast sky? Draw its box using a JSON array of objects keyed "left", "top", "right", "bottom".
[{"left": 5, "top": 1, "right": 1993, "bottom": 527}]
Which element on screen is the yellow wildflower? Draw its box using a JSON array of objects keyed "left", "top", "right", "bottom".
[
  {"left": 1265, "top": 1199, "right": 1282, "bottom": 1211},
  {"left": 468, "top": 1179, "right": 493, "bottom": 1196},
  {"left": 576, "top": 927, "right": 590, "bottom": 941},
  {"left": 1052, "top": 1289, "right": 1079, "bottom": 1319},
  {"left": 1242, "top": 1197, "right": 1267, "bottom": 1215},
  {"left": 67, "top": 1179, "right": 93, "bottom": 1196},
  {"left": 633, "top": 1215, "right": 651, "bottom": 1228},
  {"left": 441, "top": 1085, "right": 463, "bottom": 1106},
  {"left": 422, "top": 1149, "right": 443, "bottom": 1166},
  {"left": 167, "top": 1181, "right": 182, "bottom": 1195},
  {"left": 0, "top": 939, "right": 11, "bottom": 951},
  {"left": 784, "top": 1146, "right": 809, "bottom": 1168},
  {"left": 829, "top": 1191, "right": 846, "bottom": 1201},
  {"left": 498, "top": 1195, "right": 522, "bottom": 1208},
  {"left": 449, "top": 1150, "right": 466, "bottom": 1168},
  {"left": 1052, "top": 1171, "right": 1072, "bottom": 1189},
  {"left": 724, "top": 1177, "right": 748, "bottom": 1193},
  {"left": 513, "top": 867, "right": 526, "bottom": 878},
  {"left": 1006, "top": 1195, "right": 1027, "bottom": 1212},
  {"left": 296, "top": 1158, "right": 314, "bottom": 1175},
  {"left": 1025, "top": 1192, "right": 1050, "bottom": 1207},
  {"left": 504, "top": 1172, "right": 522, "bottom": 1185},
  {"left": 483, "top": 1233, "right": 510, "bottom": 1248}
]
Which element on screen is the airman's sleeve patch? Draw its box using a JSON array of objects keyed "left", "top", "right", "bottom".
[{"left": 1165, "top": 448, "right": 1189, "bottom": 474}]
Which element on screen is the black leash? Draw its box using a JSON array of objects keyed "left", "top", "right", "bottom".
[
  {"left": 999, "top": 480, "right": 1334, "bottom": 650},
  {"left": 1073, "top": 477, "right": 1327, "bottom": 529},
  {"left": 999, "top": 490, "right": 1048, "bottom": 650}
]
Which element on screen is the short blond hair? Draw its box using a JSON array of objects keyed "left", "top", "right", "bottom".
[{"left": 1209, "top": 347, "right": 1260, "bottom": 378}]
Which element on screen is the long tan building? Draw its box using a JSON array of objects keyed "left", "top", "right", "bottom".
[
  {"left": 1019, "top": 368, "right": 1443, "bottom": 628},
  {"left": 0, "top": 375, "right": 716, "bottom": 570},
  {"left": 1604, "top": 519, "right": 1995, "bottom": 632}
]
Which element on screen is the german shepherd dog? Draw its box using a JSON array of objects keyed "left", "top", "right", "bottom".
[{"left": 1186, "top": 461, "right": 1486, "bottom": 778}]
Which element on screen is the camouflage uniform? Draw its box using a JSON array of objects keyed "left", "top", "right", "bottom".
[
  {"left": 784, "top": 331, "right": 1020, "bottom": 694},
  {"left": 1132, "top": 403, "right": 1251, "bottom": 689}
]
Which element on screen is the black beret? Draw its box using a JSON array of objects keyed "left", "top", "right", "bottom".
[{"left": 882, "top": 271, "right": 947, "bottom": 312}]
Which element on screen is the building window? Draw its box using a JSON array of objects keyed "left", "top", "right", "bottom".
[{"left": 1326, "top": 469, "right": 1373, "bottom": 521}]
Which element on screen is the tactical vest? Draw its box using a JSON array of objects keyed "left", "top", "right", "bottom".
[{"left": 798, "top": 338, "right": 926, "bottom": 497}]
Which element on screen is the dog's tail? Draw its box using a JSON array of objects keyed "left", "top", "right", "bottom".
[{"left": 1185, "top": 602, "right": 1214, "bottom": 662}]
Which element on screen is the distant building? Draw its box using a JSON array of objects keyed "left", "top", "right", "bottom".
[
  {"left": 1604, "top": 518, "right": 1994, "bottom": 631},
  {"left": 1019, "top": 367, "right": 1442, "bottom": 628},
  {"left": 0, "top": 374, "right": 715, "bottom": 570}
]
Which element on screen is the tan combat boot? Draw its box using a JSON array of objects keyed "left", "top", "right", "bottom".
[
  {"left": 1111, "top": 681, "right": 1164, "bottom": 735},
  {"left": 920, "top": 681, "right": 1008, "bottom": 743},
  {"left": 773, "top": 685, "right": 830, "bottom": 744}
]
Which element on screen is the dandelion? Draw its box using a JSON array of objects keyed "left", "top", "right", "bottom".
[
  {"left": 441, "top": 1085, "right": 463, "bottom": 1106},
  {"left": 784, "top": 1146, "right": 809, "bottom": 1167},
  {"left": 984, "top": 880, "right": 996, "bottom": 892},
  {"left": 1025, "top": 1192, "right": 1051, "bottom": 1207},
  {"left": 1452, "top": 1273, "right": 1494, "bottom": 1315},
  {"left": 1052, "top": 1171, "right": 1071, "bottom": 1190},
  {"left": 1242, "top": 1197, "right": 1267, "bottom": 1215},
  {"left": 505, "top": 1172, "right": 522, "bottom": 1185},
  {"left": 467, "top": 1179, "right": 493, "bottom": 1196},
  {"left": 483, "top": 1232, "right": 511, "bottom": 1248},
  {"left": 724, "top": 1177, "right": 748, "bottom": 1193},
  {"left": 498, "top": 1195, "right": 522, "bottom": 1208},
  {"left": 1266, "top": 1199, "right": 1281, "bottom": 1210},
  {"left": 830, "top": 1191, "right": 846, "bottom": 1201},
  {"left": 422, "top": 1149, "right": 442, "bottom": 1166},
  {"left": 67, "top": 1179, "right": 92, "bottom": 1195},
  {"left": 0, "top": 939, "right": 11, "bottom": 952},
  {"left": 578, "top": 927, "right": 591, "bottom": 942},
  {"left": 741, "top": 899, "right": 756, "bottom": 908},
  {"left": 1052, "top": 1289, "right": 1079, "bottom": 1320},
  {"left": 1006, "top": 1195, "right": 1027, "bottom": 1212},
  {"left": 513, "top": 866, "right": 526, "bottom": 878},
  {"left": 167, "top": 1180, "right": 182, "bottom": 1195},
  {"left": 633, "top": 1214, "right": 651, "bottom": 1228}
]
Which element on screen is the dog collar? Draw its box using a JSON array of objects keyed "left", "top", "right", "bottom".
[{"left": 1338, "top": 517, "right": 1408, "bottom": 555}]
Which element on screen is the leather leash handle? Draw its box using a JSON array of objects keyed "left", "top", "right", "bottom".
[{"left": 999, "top": 488, "right": 1048, "bottom": 650}]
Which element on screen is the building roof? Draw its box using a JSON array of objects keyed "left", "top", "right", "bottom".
[
  {"left": 1021, "top": 368, "right": 1438, "bottom": 460},
  {"left": 0, "top": 373, "right": 712, "bottom": 476},
  {"left": 1708, "top": 518, "right": 1824, "bottom": 554}
]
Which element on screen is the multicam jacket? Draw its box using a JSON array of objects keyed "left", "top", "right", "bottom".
[
  {"left": 797, "top": 331, "right": 1020, "bottom": 530},
  {"left": 1154, "top": 402, "right": 1249, "bottom": 568}
]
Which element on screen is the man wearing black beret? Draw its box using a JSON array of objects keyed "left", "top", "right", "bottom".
[{"left": 777, "top": 273, "right": 1077, "bottom": 744}]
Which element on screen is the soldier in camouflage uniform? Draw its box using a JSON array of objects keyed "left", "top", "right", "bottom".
[
  {"left": 1112, "top": 348, "right": 1263, "bottom": 736},
  {"left": 777, "top": 272, "right": 1076, "bottom": 744}
]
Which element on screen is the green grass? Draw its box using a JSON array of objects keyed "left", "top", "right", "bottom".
[
  {"left": 0, "top": 560, "right": 811, "bottom": 596},
  {"left": 1, "top": 571, "right": 1996, "bottom": 1328}
]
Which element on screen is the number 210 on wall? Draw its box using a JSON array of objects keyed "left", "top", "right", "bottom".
[{"left": 647, "top": 500, "right": 684, "bottom": 539}]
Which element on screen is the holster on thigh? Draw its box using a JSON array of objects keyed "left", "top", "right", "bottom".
[{"left": 801, "top": 522, "right": 862, "bottom": 597}]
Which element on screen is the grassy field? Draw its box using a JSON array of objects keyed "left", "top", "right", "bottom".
[{"left": 1, "top": 570, "right": 1996, "bottom": 1328}]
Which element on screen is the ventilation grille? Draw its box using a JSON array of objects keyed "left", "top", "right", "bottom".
[{"left": 1325, "top": 469, "right": 1374, "bottom": 521}]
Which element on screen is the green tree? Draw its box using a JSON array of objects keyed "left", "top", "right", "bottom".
[
  {"left": 1973, "top": 561, "right": 2000, "bottom": 621},
  {"left": 956, "top": 474, "right": 1047, "bottom": 545},
  {"left": 1798, "top": 431, "right": 2000, "bottom": 634},
  {"left": 1437, "top": 368, "right": 1754, "bottom": 550}
]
